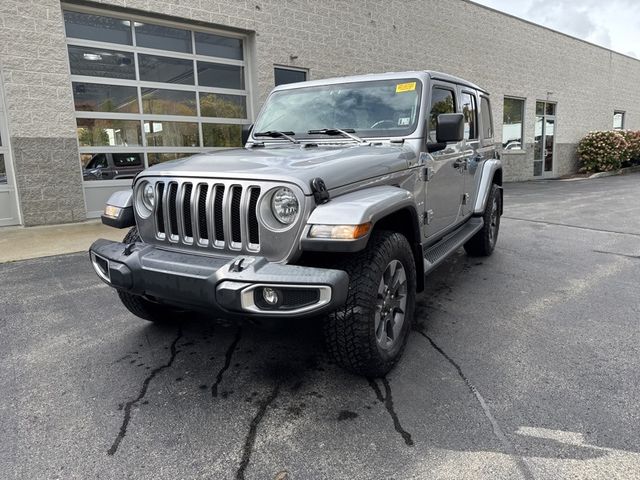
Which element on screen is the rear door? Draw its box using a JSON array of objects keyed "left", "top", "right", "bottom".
[
  {"left": 461, "top": 92, "right": 495, "bottom": 216},
  {"left": 424, "top": 82, "right": 465, "bottom": 238},
  {"left": 458, "top": 88, "right": 480, "bottom": 215}
]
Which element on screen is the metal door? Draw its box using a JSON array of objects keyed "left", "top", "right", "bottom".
[
  {"left": 424, "top": 82, "right": 465, "bottom": 238},
  {"left": 534, "top": 101, "right": 556, "bottom": 177},
  {"left": 0, "top": 85, "right": 20, "bottom": 226}
]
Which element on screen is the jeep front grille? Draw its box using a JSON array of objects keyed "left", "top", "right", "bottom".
[{"left": 153, "top": 179, "right": 261, "bottom": 252}]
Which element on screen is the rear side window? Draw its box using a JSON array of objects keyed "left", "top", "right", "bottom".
[
  {"left": 428, "top": 87, "right": 455, "bottom": 142},
  {"left": 112, "top": 153, "right": 142, "bottom": 167},
  {"left": 461, "top": 92, "right": 477, "bottom": 140},
  {"left": 480, "top": 96, "right": 493, "bottom": 139}
]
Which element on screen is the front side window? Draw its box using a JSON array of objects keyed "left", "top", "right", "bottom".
[
  {"left": 428, "top": 87, "right": 455, "bottom": 142},
  {"left": 461, "top": 92, "right": 477, "bottom": 140},
  {"left": 502, "top": 97, "right": 524, "bottom": 150},
  {"left": 254, "top": 79, "right": 422, "bottom": 139},
  {"left": 613, "top": 111, "right": 625, "bottom": 130},
  {"left": 86, "top": 153, "right": 108, "bottom": 169}
]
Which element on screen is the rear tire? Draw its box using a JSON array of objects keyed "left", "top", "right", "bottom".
[
  {"left": 117, "top": 226, "right": 186, "bottom": 323},
  {"left": 464, "top": 184, "right": 501, "bottom": 257},
  {"left": 324, "top": 230, "right": 416, "bottom": 377}
]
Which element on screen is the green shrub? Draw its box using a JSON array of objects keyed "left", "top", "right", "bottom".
[{"left": 577, "top": 131, "right": 629, "bottom": 173}]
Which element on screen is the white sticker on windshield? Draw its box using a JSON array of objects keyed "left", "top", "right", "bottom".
[{"left": 398, "top": 117, "right": 410, "bottom": 126}]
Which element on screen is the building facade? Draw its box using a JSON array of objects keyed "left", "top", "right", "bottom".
[{"left": 0, "top": 0, "right": 638, "bottom": 226}]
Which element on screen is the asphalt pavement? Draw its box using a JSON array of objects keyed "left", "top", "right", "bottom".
[{"left": 1, "top": 173, "right": 639, "bottom": 480}]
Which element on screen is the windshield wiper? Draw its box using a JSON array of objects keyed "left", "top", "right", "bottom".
[
  {"left": 253, "top": 130, "right": 299, "bottom": 144},
  {"left": 307, "top": 128, "right": 369, "bottom": 144}
]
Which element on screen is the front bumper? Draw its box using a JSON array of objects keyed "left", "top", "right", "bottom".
[{"left": 89, "top": 239, "right": 349, "bottom": 318}]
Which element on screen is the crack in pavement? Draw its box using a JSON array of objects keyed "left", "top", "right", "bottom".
[
  {"left": 235, "top": 382, "right": 282, "bottom": 480},
  {"left": 593, "top": 249, "right": 640, "bottom": 260},
  {"left": 367, "top": 377, "right": 414, "bottom": 446},
  {"left": 503, "top": 216, "right": 640, "bottom": 238},
  {"left": 416, "top": 329, "right": 535, "bottom": 480},
  {"left": 107, "top": 328, "right": 183, "bottom": 456},
  {"left": 212, "top": 327, "right": 243, "bottom": 398}
]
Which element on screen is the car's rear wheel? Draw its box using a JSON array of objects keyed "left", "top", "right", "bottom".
[
  {"left": 464, "top": 183, "right": 501, "bottom": 257},
  {"left": 117, "top": 227, "right": 186, "bottom": 323},
  {"left": 324, "top": 230, "right": 416, "bottom": 377}
]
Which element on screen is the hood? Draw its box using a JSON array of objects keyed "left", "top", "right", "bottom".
[{"left": 140, "top": 144, "right": 416, "bottom": 194}]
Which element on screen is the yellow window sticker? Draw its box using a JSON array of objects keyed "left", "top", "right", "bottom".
[{"left": 396, "top": 82, "right": 417, "bottom": 93}]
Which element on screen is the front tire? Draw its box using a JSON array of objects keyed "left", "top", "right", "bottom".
[
  {"left": 464, "top": 184, "right": 501, "bottom": 257},
  {"left": 117, "top": 227, "right": 185, "bottom": 323},
  {"left": 324, "top": 231, "right": 416, "bottom": 377}
]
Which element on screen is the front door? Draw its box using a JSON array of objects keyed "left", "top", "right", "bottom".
[
  {"left": 0, "top": 87, "right": 20, "bottom": 226},
  {"left": 424, "top": 83, "right": 465, "bottom": 238},
  {"left": 534, "top": 101, "right": 556, "bottom": 177}
]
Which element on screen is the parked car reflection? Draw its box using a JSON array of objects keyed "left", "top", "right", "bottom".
[{"left": 83, "top": 152, "right": 144, "bottom": 180}]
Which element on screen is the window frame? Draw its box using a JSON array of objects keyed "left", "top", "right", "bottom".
[
  {"left": 427, "top": 84, "right": 457, "bottom": 143},
  {"left": 502, "top": 96, "right": 526, "bottom": 152},
  {"left": 460, "top": 89, "right": 478, "bottom": 141},
  {"left": 273, "top": 65, "right": 309, "bottom": 86},
  {"left": 479, "top": 95, "right": 493, "bottom": 140},
  {"left": 63, "top": 2, "right": 254, "bottom": 177},
  {"left": 613, "top": 111, "right": 625, "bottom": 130}
]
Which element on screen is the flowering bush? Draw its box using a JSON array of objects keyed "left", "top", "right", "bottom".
[
  {"left": 622, "top": 130, "right": 640, "bottom": 164},
  {"left": 577, "top": 131, "right": 630, "bottom": 173}
]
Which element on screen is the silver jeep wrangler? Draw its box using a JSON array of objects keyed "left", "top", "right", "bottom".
[{"left": 90, "top": 71, "right": 502, "bottom": 376}]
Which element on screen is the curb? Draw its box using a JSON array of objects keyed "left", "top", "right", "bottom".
[{"left": 589, "top": 165, "right": 640, "bottom": 179}]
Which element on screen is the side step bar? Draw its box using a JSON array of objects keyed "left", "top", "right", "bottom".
[{"left": 423, "top": 217, "right": 484, "bottom": 275}]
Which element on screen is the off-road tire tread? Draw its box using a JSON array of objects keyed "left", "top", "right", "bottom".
[
  {"left": 464, "top": 184, "right": 501, "bottom": 257},
  {"left": 324, "top": 231, "right": 416, "bottom": 377}
]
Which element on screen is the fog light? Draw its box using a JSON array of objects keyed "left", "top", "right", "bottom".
[{"left": 262, "top": 287, "right": 280, "bottom": 306}]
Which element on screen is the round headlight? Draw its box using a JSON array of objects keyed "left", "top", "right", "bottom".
[
  {"left": 271, "top": 187, "right": 299, "bottom": 225},
  {"left": 142, "top": 183, "right": 155, "bottom": 211}
]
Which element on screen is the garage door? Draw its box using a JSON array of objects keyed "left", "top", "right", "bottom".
[{"left": 62, "top": 6, "right": 253, "bottom": 217}]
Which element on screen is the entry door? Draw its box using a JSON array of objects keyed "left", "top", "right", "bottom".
[
  {"left": 424, "top": 83, "right": 465, "bottom": 238},
  {"left": 0, "top": 93, "right": 20, "bottom": 226},
  {"left": 534, "top": 102, "right": 556, "bottom": 177}
]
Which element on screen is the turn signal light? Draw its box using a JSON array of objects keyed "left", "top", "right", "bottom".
[
  {"left": 308, "top": 222, "right": 372, "bottom": 239},
  {"left": 104, "top": 205, "right": 121, "bottom": 218}
]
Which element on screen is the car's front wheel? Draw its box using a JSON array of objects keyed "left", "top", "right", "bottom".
[{"left": 324, "top": 230, "right": 416, "bottom": 377}]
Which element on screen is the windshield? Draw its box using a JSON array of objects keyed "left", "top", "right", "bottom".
[{"left": 253, "top": 78, "right": 422, "bottom": 140}]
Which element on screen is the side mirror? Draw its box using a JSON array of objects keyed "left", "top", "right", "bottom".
[
  {"left": 436, "top": 113, "right": 465, "bottom": 144},
  {"left": 241, "top": 124, "right": 254, "bottom": 145}
]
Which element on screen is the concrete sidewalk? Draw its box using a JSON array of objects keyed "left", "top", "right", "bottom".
[{"left": 0, "top": 221, "right": 125, "bottom": 263}]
